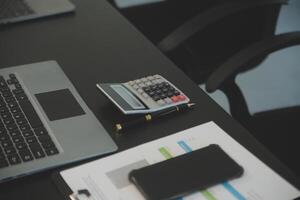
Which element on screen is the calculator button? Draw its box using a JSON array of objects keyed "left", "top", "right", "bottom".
[
  {"left": 157, "top": 83, "right": 164, "bottom": 89},
  {"left": 162, "top": 88, "right": 168, "bottom": 93},
  {"left": 150, "top": 85, "right": 158, "bottom": 90},
  {"left": 148, "top": 91, "right": 156, "bottom": 97},
  {"left": 160, "top": 93, "right": 167, "bottom": 99},
  {"left": 167, "top": 92, "right": 173, "bottom": 97},
  {"left": 174, "top": 90, "right": 180, "bottom": 96},
  {"left": 142, "top": 87, "right": 151, "bottom": 93},
  {"left": 157, "top": 100, "right": 165, "bottom": 106},
  {"left": 142, "top": 93, "right": 149, "bottom": 99},
  {"left": 128, "top": 81, "right": 134, "bottom": 85},
  {"left": 153, "top": 75, "right": 160, "bottom": 79},
  {"left": 135, "top": 79, "right": 141, "bottom": 84},
  {"left": 138, "top": 83, "right": 146, "bottom": 88},
  {"left": 152, "top": 79, "right": 159, "bottom": 84},
  {"left": 147, "top": 76, "right": 154, "bottom": 80},
  {"left": 137, "top": 88, "right": 143, "bottom": 93},
  {"left": 171, "top": 96, "right": 179, "bottom": 102},
  {"left": 132, "top": 85, "right": 139, "bottom": 89},
  {"left": 155, "top": 89, "right": 162, "bottom": 95},
  {"left": 164, "top": 98, "right": 173, "bottom": 104},
  {"left": 145, "top": 81, "right": 152, "bottom": 86},
  {"left": 141, "top": 78, "right": 148, "bottom": 82},
  {"left": 153, "top": 96, "right": 160, "bottom": 101},
  {"left": 178, "top": 95, "right": 186, "bottom": 101}
]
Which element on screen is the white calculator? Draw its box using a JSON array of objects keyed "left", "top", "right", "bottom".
[{"left": 96, "top": 75, "right": 190, "bottom": 114}]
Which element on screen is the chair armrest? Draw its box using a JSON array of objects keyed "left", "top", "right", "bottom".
[
  {"left": 157, "top": 0, "right": 288, "bottom": 52},
  {"left": 206, "top": 31, "right": 300, "bottom": 93}
]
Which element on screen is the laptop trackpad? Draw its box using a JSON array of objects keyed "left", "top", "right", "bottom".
[{"left": 35, "top": 89, "right": 85, "bottom": 121}]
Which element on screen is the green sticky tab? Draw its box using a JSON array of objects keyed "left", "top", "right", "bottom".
[
  {"left": 202, "top": 190, "right": 217, "bottom": 200},
  {"left": 159, "top": 147, "right": 173, "bottom": 159}
]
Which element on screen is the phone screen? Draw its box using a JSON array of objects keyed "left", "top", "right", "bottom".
[{"left": 129, "top": 144, "right": 243, "bottom": 200}]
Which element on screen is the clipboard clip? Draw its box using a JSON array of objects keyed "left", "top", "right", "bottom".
[{"left": 69, "top": 189, "right": 91, "bottom": 200}]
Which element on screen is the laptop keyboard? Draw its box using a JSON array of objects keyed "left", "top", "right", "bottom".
[
  {"left": 0, "top": 0, "right": 34, "bottom": 20},
  {"left": 0, "top": 74, "right": 59, "bottom": 168}
]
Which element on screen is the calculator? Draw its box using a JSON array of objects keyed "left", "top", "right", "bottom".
[{"left": 96, "top": 75, "right": 190, "bottom": 114}]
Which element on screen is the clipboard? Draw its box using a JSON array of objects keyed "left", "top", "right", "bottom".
[
  {"left": 50, "top": 122, "right": 300, "bottom": 200},
  {"left": 52, "top": 172, "right": 92, "bottom": 200}
]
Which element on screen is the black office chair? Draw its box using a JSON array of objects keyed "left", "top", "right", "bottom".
[
  {"left": 157, "top": 0, "right": 300, "bottom": 175},
  {"left": 205, "top": 31, "right": 300, "bottom": 175}
]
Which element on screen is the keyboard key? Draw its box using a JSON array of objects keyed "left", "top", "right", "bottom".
[
  {"left": 9, "top": 130, "right": 21, "bottom": 137},
  {"left": 6, "top": 124, "right": 18, "bottom": 132},
  {"left": 12, "top": 89, "right": 24, "bottom": 95},
  {"left": 0, "top": 101, "right": 7, "bottom": 107},
  {"left": 26, "top": 136, "right": 37, "bottom": 144},
  {"left": 2, "top": 91, "right": 13, "bottom": 98},
  {"left": 4, "top": 147, "right": 17, "bottom": 155},
  {"left": 19, "top": 150, "right": 33, "bottom": 162},
  {"left": 22, "top": 130, "right": 34, "bottom": 137},
  {"left": 1, "top": 140, "right": 13, "bottom": 148},
  {"left": 31, "top": 148, "right": 45, "bottom": 159},
  {"left": 41, "top": 141, "right": 55, "bottom": 149},
  {"left": 4, "top": 96, "right": 15, "bottom": 103},
  {"left": 1, "top": 112, "right": 11, "bottom": 119},
  {"left": 3, "top": 118, "right": 14, "bottom": 125},
  {"left": 13, "top": 112, "right": 24, "bottom": 119},
  {"left": 45, "top": 147, "right": 59, "bottom": 156},
  {"left": 19, "top": 124, "right": 31, "bottom": 132},
  {"left": 16, "top": 142, "right": 27, "bottom": 150},
  {"left": 15, "top": 93, "right": 28, "bottom": 101},
  {"left": 0, "top": 87, "right": 9, "bottom": 93},
  {"left": 15, "top": 83, "right": 22, "bottom": 89},
  {"left": 37, "top": 135, "right": 51, "bottom": 143},
  {"left": 7, "top": 154, "right": 21, "bottom": 165},
  {"left": 0, "top": 78, "right": 8, "bottom": 88},
  {"left": 0, "top": 128, "right": 7, "bottom": 135},
  {"left": 12, "top": 136, "right": 24, "bottom": 144},
  {"left": 0, "top": 134, "right": 9, "bottom": 141},
  {"left": 0, "top": 107, "right": 9, "bottom": 114},
  {"left": 7, "top": 79, "right": 13, "bottom": 85},
  {"left": 34, "top": 127, "right": 48, "bottom": 136},
  {"left": 10, "top": 107, "right": 21, "bottom": 114},
  {"left": 9, "top": 74, "right": 16, "bottom": 79},
  {"left": 16, "top": 118, "right": 28, "bottom": 126},
  {"left": 7, "top": 102, "right": 18, "bottom": 109}
]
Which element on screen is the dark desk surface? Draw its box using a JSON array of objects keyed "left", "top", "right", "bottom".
[{"left": 0, "top": 0, "right": 299, "bottom": 199}]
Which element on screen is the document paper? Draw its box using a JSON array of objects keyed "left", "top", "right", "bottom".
[{"left": 61, "top": 122, "right": 300, "bottom": 200}]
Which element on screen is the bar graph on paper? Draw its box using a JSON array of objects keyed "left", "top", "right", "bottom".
[{"left": 61, "top": 122, "right": 300, "bottom": 200}]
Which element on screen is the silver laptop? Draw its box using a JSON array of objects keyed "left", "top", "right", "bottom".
[
  {"left": 0, "top": 0, "right": 75, "bottom": 25},
  {"left": 0, "top": 61, "right": 118, "bottom": 182}
]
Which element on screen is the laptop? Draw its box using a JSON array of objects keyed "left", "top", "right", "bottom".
[
  {"left": 0, "top": 0, "right": 75, "bottom": 25},
  {"left": 0, "top": 61, "right": 118, "bottom": 182}
]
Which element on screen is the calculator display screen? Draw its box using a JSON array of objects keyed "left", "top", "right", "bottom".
[{"left": 111, "top": 85, "right": 145, "bottom": 109}]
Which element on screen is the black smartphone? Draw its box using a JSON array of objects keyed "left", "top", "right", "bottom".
[{"left": 129, "top": 144, "right": 243, "bottom": 200}]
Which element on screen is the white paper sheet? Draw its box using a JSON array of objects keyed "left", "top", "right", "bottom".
[{"left": 61, "top": 122, "right": 300, "bottom": 200}]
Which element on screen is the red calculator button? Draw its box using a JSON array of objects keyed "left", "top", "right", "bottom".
[
  {"left": 178, "top": 95, "right": 186, "bottom": 101},
  {"left": 171, "top": 96, "right": 179, "bottom": 102}
]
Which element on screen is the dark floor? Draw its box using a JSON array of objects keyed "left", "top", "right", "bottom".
[{"left": 108, "top": 0, "right": 300, "bottom": 177}]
